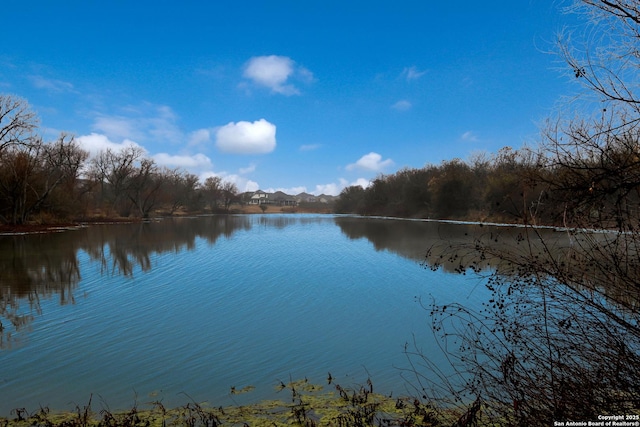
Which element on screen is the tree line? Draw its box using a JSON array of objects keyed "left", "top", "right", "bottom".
[
  {"left": 0, "top": 95, "right": 239, "bottom": 225},
  {"left": 335, "top": 134, "right": 640, "bottom": 231},
  {"left": 334, "top": 147, "right": 545, "bottom": 224}
]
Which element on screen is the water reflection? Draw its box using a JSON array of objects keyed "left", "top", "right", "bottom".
[
  {"left": 0, "top": 214, "right": 447, "bottom": 414},
  {"left": 6, "top": 214, "right": 630, "bottom": 350},
  {"left": 0, "top": 231, "right": 83, "bottom": 347},
  {"left": 335, "top": 217, "right": 640, "bottom": 421},
  {"left": 3, "top": 214, "right": 636, "bottom": 416},
  {"left": 333, "top": 216, "right": 560, "bottom": 273},
  {"left": 256, "top": 214, "right": 334, "bottom": 229},
  {"left": 335, "top": 215, "right": 640, "bottom": 310},
  {"left": 0, "top": 215, "right": 258, "bottom": 347},
  {"left": 334, "top": 216, "right": 481, "bottom": 262},
  {"left": 82, "top": 216, "right": 254, "bottom": 276}
]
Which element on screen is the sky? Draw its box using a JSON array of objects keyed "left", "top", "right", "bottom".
[{"left": 0, "top": 0, "right": 579, "bottom": 196}]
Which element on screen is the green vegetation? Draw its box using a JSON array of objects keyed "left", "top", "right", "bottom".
[{"left": 0, "top": 379, "right": 474, "bottom": 427}]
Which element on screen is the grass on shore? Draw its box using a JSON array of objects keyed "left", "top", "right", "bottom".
[{"left": 0, "top": 379, "right": 470, "bottom": 427}]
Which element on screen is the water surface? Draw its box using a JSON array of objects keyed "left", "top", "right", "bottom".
[{"left": 0, "top": 214, "right": 500, "bottom": 415}]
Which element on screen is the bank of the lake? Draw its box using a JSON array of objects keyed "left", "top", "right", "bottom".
[
  {"left": 0, "top": 203, "right": 334, "bottom": 235},
  {"left": 0, "top": 378, "right": 472, "bottom": 426}
]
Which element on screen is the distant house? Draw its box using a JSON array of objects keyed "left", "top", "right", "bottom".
[
  {"left": 295, "top": 192, "right": 336, "bottom": 204},
  {"left": 272, "top": 191, "right": 297, "bottom": 206},
  {"left": 295, "top": 192, "right": 317, "bottom": 203},
  {"left": 249, "top": 190, "right": 270, "bottom": 205},
  {"left": 247, "top": 190, "right": 335, "bottom": 207},
  {"left": 317, "top": 194, "right": 336, "bottom": 202},
  {"left": 249, "top": 190, "right": 297, "bottom": 206}
]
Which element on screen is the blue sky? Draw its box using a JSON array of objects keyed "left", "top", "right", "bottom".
[{"left": 1, "top": 1, "right": 577, "bottom": 195}]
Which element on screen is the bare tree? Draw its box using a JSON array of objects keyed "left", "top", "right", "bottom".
[
  {"left": 0, "top": 94, "right": 38, "bottom": 153},
  {"left": 221, "top": 181, "right": 238, "bottom": 212},
  {"left": 0, "top": 96, "right": 94, "bottom": 223},
  {"left": 0, "top": 140, "right": 42, "bottom": 224},
  {"left": 202, "top": 175, "right": 222, "bottom": 212},
  {"left": 0, "top": 133, "right": 88, "bottom": 224},
  {"left": 161, "top": 169, "right": 201, "bottom": 214},
  {"left": 559, "top": 0, "right": 640, "bottom": 111},
  {"left": 40, "top": 134, "right": 90, "bottom": 217},
  {"left": 125, "top": 158, "right": 164, "bottom": 218},
  {"left": 89, "top": 146, "right": 144, "bottom": 216}
]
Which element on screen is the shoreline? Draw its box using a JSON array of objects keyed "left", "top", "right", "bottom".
[
  {"left": 0, "top": 210, "right": 591, "bottom": 236},
  {"left": 0, "top": 379, "right": 462, "bottom": 426},
  {"left": 0, "top": 205, "right": 334, "bottom": 235},
  {"left": 0, "top": 218, "right": 141, "bottom": 236},
  {"left": 1, "top": 212, "right": 609, "bottom": 237}
]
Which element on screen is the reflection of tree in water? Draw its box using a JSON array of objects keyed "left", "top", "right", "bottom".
[
  {"left": 79, "top": 216, "right": 253, "bottom": 277},
  {"left": 336, "top": 215, "right": 640, "bottom": 308},
  {"left": 258, "top": 214, "right": 333, "bottom": 230},
  {"left": 335, "top": 216, "right": 479, "bottom": 263},
  {"left": 336, "top": 216, "right": 640, "bottom": 422},
  {"left": 414, "top": 227, "right": 640, "bottom": 424},
  {"left": 0, "top": 215, "right": 253, "bottom": 348},
  {"left": 334, "top": 216, "right": 562, "bottom": 272},
  {"left": 423, "top": 225, "right": 640, "bottom": 309},
  {"left": 0, "top": 232, "right": 81, "bottom": 347},
  {"left": 334, "top": 216, "right": 620, "bottom": 277}
]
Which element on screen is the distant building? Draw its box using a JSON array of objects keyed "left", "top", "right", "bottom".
[
  {"left": 249, "top": 190, "right": 270, "bottom": 205},
  {"left": 249, "top": 190, "right": 297, "bottom": 206},
  {"left": 246, "top": 190, "right": 335, "bottom": 207},
  {"left": 295, "top": 192, "right": 317, "bottom": 203}
]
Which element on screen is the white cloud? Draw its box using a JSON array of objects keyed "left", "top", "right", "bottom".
[
  {"left": 243, "top": 180, "right": 260, "bottom": 192},
  {"left": 93, "top": 115, "right": 142, "bottom": 141},
  {"left": 401, "top": 66, "right": 427, "bottom": 81},
  {"left": 92, "top": 104, "right": 183, "bottom": 144},
  {"left": 351, "top": 178, "right": 372, "bottom": 188},
  {"left": 188, "top": 129, "right": 211, "bottom": 146},
  {"left": 76, "top": 133, "right": 144, "bottom": 157},
  {"left": 297, "top": 66, "right": 314, "bottom": 83},
  {"left": 200, "top": 171, "right": 259, "bottom": 192},
  {"left": 153, "top": 153, "right": 212, "bottom": 169},
  {"left": 461, "top": 131, "right": 479, "bottom": 142},
  {"left": 239, "top": 163, "right": 256, "bottom": 174},
  {"left": 346, "top": 152, "right": 394, "bottom": 172},
  {"left": 215, "top": 119, "right": 276, "bottom": 154},
  {"left": 392, "top": 100, "right": 412, "bottom": 111},
  {"left": 264, "top": 186, "right": 308, "bottom": 195},
  {"left": 313, "top": 178, "right": 371, "bottom": 196},
  {"left": 148, "top": 105, "right": 183, "bottom": 143},
  {"left": 314, "top": 182, "right": 343, "bottom": 196},
  {"left": 199, "top": 171, "right": 219, "bottom": 183},
  {"left": 29, "top": 75, "right": 75, "bottom": 93},
  {"left": 243, "top": 55, "right": 312, "bottom": 95},
  {"left": 314, "top": 183, "right": 333, "bottom": 196}
]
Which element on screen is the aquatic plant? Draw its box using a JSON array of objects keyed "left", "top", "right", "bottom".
[{"left": 0, "top": 378, "right": 462, "bottom": 427}]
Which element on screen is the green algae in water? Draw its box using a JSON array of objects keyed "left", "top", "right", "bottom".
[
  {"left": 230, "top": 385, "right": 256, "bottom": 395},
  {"left": 0, "top": 380, "right": 457, "bottom": 426}
]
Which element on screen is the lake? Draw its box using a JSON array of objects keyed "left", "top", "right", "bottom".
[{"left": 0, "top": 214, "right": 530, "bottom": 416}]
